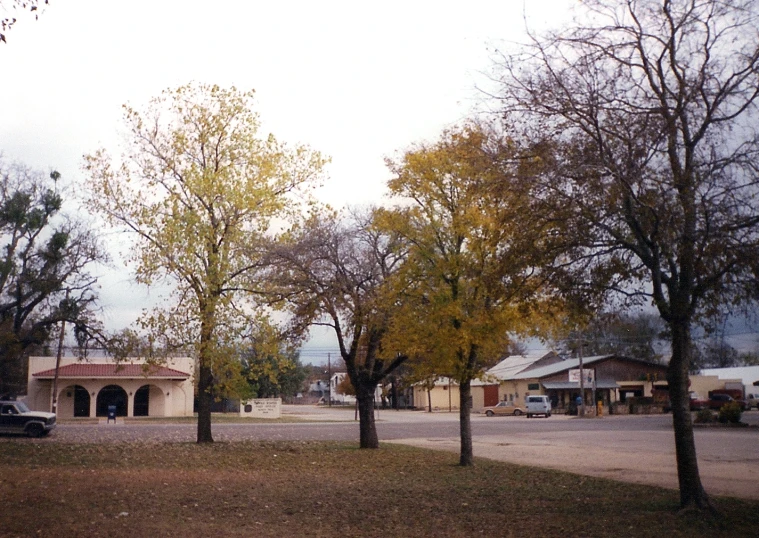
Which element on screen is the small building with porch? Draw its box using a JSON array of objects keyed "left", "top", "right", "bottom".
[{"left": 26, "top": 356, "right": 195, "bottom": 418}]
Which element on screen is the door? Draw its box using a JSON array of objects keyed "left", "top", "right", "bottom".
[{"left": 483, "top": 385, "right": 500, "bottom": 407}]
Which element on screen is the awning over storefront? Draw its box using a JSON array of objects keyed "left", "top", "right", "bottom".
[{"left": 542, "top": 381, "right": 620, "bottom": 390}]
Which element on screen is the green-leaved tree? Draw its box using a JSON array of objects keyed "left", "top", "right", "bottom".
[
  {"left": 0, "top": 159, "right": 106, "bottom": 396},
  {"left": 84, "top": 83, "right": 326, "bottom": 443}
]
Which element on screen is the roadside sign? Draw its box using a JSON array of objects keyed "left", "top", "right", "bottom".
[{"left": 569, "top": 368, "right": 595, "bottom": 384}]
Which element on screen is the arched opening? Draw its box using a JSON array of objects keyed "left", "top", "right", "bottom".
[
  {"left": 134, "top": 385, "right": 150, "bottom": 416},
  {"left": 73, "top": 385, "right": 91, "bottom": 417},
  {"left": 96, "top": 385, "right": 128, "bottom": 417},
  {"left": 57, "top": 384, "right": 91, "bottom": 418}
]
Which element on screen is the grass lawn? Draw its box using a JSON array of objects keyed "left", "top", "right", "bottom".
[{"left": 0, "top": 440, "right": 756, "bottom": 537}]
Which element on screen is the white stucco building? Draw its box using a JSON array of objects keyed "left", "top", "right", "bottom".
[{"left": 26, "top": 356, "right": 195, "bottom": 418}]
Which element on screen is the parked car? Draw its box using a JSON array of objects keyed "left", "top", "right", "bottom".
[
  {"left": 689, "top": 392, "right": 708, "bottom": 411},
  {"left": 746, "top": 393, "right": 758, "bottom": 410},
  {"left": 0, "top": 400, "right": 56, "bottom": 437},
  {"left": 525, "top": 395, "right": 552, "bottom": 418},
  {"left": 706, "top": 393, "right": 734, "bottom": 410},
  {"left": 709, "top": 389, "right": 750, "bottom": 411},
  {"left": 483, "top": 401, "right": 525, "bottom": 416}
]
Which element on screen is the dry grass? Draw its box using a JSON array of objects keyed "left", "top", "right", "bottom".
[{"left": 0, "top": 440, "right": 757, "bottom": 537}]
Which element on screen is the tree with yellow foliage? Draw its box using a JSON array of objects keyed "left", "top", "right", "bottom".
[
  {"left": 381, "top": 123, "right": 550, "bottom": 466},
  {"left": 84, "top": 83, "right": 327, "bottom": 443}
]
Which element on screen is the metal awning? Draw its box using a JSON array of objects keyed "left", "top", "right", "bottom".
[{"left": 542, "top": 381, "right": 620, "bottom": 390}]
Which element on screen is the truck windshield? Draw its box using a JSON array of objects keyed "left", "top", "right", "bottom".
[{"left": 15, "top": 401, "right": 30, "bottom": 413}]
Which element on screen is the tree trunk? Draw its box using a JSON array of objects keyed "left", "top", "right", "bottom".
[
  {"left": 357, "top": 384, "right": 379, "bottom": 449},
  {"left": 196, "top": 362, "right": 214, "bottom": 443},
  {"left": 667, "top": 320, "right": 711, "bottom": 510},
  {"left": 459, "top": 378, "right": 473, "bottom": 466}
]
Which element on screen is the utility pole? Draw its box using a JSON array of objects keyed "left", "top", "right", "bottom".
[
  {"left": 51, "top": 289, "right": 69, "bottom": 414},
  {"left": 327, "top": 353, "right": 332, "bottom": 408},
  {"left": 448, "top": 377, "right": 452, "bottom": 413},
  {"left": 578, "top": 335, "right": 585, "bottom": 418}
]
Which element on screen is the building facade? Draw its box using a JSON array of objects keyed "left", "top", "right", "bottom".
[
  {"left": 509, "top": 355, "right": 669, "bottom": 413},
  {"left": 26, "top": 356, "right": 195, "bottom": 418}
]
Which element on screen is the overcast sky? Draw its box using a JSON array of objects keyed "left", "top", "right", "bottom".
[{"left": 0, "top": 1, "right": 577, "bottom": 361}]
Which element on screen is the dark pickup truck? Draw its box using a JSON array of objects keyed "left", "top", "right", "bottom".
[{"left": 0, "top": 400, "right": 56, "bottom": 437}]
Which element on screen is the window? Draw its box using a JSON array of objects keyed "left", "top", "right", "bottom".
[{"left": 528, "top": 383, "right": 540, "bottom": 391}]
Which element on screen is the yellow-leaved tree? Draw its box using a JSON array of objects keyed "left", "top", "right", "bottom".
[
  {"left": 83, "top": 83, "right": 327, "bottom": 443},
  {"left": 381, "top": 123, "right": 554, "bottom": 466}
]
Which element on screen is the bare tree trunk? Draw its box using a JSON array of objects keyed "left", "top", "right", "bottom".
[
  {"left": 357, "top": 385, "right": 379, "bottom": 449},
  {"left": 668, "top": 320, "right": 711, "bottom": 511},
  {"left": 459, "top": 379, "right": 473, "bottom": 466}
]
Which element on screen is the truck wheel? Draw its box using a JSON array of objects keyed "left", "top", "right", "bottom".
[{"left": 26, "top": 423, "right": 44, "bottom": 438}]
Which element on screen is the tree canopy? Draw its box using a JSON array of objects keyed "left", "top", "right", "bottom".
[
  {"left": 556, "top": 311, "right": 666, "bottom": 363},
  {"left": 264, "top": 208, "right": 407, "bottom": 448},
  {"left": 0, "top": 159, "right": 106, "bottom": 396},
  {"left": 381, "top": 123, "right": 552, "bottom": 465},
  {"left": 0, "top": 0, "right": 47, "bottom": 43},
  {"left": 84, "top": 83, "right": 327, "bottom": 442},
  {"left": 495, "top": 0, "right": 759, "bottom": 509}
]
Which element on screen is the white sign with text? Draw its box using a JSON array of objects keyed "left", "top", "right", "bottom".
[
  {"left": 239, "top": 398, "right": 282, "bottom": 419},
  {"left": 568, "top": 369, "right": 595, "bottom": 384}
]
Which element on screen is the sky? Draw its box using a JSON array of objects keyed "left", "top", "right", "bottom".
[{"left": 0, "top": 1, "right": 579, "bottom": 362}]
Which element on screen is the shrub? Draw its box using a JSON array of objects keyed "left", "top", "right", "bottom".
[
  {"left": 718, "top": 401, "right": 742, "bottom": 424},
  {"left": 694, "top": 408, "right": 715, "bottom": 424}
]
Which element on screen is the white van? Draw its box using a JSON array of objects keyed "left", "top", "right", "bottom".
[{"left": 525, "top": 395, "right": 551, "bottom": 418}]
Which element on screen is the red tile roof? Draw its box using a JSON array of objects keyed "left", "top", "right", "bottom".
[{"left": 33, "top": 363, "right": 191, "bottom": 379}]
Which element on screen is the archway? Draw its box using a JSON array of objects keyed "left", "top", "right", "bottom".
[
  {"left": 134, "top": 385, "right": 150, "bottom": 416},
  {"left": 72, "top": 385, "right": 91, "bottom": 417},
  {"left": 96, "top": 385, "right": 128, "bottom": 417},
  {"left": 57, "top": 384, "right": 91, "bottom": 418}
]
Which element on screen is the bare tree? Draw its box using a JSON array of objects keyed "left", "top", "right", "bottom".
[
  {"left": 1, "top": 1, "right": 47, "bottom": 43},
  {"left": 556, "top": 311, "right": 666, "bottom": 362},
  {"left": 495, "top": 0, "right": 759, "bottom": 511},
  {"left": 264, "top": 209, "right": 407, "bottom": 448}
]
